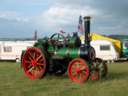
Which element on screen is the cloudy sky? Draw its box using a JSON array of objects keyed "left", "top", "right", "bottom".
[{"left": 0, "top": 0, "right": 128, "bottom": 38}]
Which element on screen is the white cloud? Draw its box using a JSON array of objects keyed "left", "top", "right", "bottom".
[
  {"left": 45, "top": 0, "right": 128, "bottom": 35},
  {"left": 0, "top": 0, "right": 128, "bottom": 38},
  {"left": 0, "top": 11, "right": 29, "bottom": 22},
  {"left": 34, "top": 4, "right": 100, "bottom": 34}
]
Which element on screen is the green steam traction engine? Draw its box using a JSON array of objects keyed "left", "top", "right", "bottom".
[{"left": 21, "top": 16, "right": 108, "bottom": 83}]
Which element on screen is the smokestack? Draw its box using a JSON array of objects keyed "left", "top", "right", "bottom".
[
  {"left": 34, "top": 30, "right": 37, "bottom": 40},
  {"left": 84, "top": 16, "right": 91, "bottom": 47}
]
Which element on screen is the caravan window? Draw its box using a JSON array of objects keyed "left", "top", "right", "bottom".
[
  {"left": 100, "top": 45, "right": 110, "bottom": 51},
  {"left": 3, "top": 46, "right": 12, "bottom": 52}
]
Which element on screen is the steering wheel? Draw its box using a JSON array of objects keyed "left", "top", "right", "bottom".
[{"left": 50, "top": 33, "right": 66, "bottom": 46}]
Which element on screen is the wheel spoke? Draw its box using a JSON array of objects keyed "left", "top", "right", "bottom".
[
  {"left": 33, "top": 52, "right": 36, "bottom": 59},
  {"left": 25, "top": 60, "right": 31, "bottom": 64},
  {"left": 72, "top": 65, "right": 77, "bottom": 71},
  {"left": 27, "top": 55, "right": 32, "bottom": 61},
  {"left": 73, "top": 73, "right": 79, "bottom": 80},
  {"left": 36, "top": 54, "right": 42, "bottom": 62},
  {"left": 28, "top": 52, "right": 34, "bottom": 60},
  {"left": 37, "top": 66, "right": 42, "bottom": 71},
  {"left": 80, "top": 72, "right": 84, "bottom": 80},
  {"left": 27, "top": 66, "right": 35, "bottom": 73},
  {"left": 38, "top": 59, "right": 44, "bottom": 63},
  {"left": 28, "top": 64, "right": 32, "bottom": 69},
  {"left": 80, "top": 66, "right": 86, "bottom": 71},
  {"left": 37, "top": 62, "right": 45, "bottom": 66},
  {"left": 35, "top": 66, "right": 40, "bottom": 71}
]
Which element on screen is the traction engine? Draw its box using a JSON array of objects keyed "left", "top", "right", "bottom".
[{"left": 21, "top": 16, "right": 108, "bottom": 83}]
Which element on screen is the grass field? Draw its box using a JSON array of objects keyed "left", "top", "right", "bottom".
[{"left": 0, "top": 61, "right": 128, "bottom": 96}]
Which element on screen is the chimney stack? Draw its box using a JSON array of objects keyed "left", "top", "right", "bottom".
[
  {"left": 84, "top": 16, "right": 91, "bottom": 47},
  {"left": 34, "top": 30, "right": 37, "bottom": 40}
]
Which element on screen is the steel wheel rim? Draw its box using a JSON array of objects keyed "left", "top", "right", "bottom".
[
  {"left": 90, "top": 59, "right": 108, "bottom": 80},
  {"left": 68, "top": 58, "right": 89, "bottom": 83},
  {"left": 99, "top": 62, "right": 108, "bottom": 78},
  {"left": 90, "top": 64, "right": 99, "bottom": 81},
  {"left": 22, "top": 48, "right": 46, "bottom": 79},
  {"left": 91, "top": 71, "right": 99, "bottom": 80}
]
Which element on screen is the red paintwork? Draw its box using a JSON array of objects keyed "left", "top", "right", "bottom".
[
  {"left": 90, "top": 64, "right": 99, "bottom": 81},
  {"left": 22, "top": 48, "right": 46, "bottom": 79},
  {"left": 68, "top": 58, "right": 89, "bottom": 83},
  {"left": 91, "top": 71, "right": 99, "bottom": 81}
]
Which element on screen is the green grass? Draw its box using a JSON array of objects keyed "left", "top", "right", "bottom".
[{"left": 0, "top": 61, "right": 128, "bottom": 96}]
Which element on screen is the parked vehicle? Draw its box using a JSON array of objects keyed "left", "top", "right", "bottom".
[
  {"left": 21, "top": 16, "right": 108, "bottom": 83},
  {"left": 122, "top": 40, "right": 128, "bottom": 58},
  {"left": 0, "top": 40, "right": 36, "bottom": 62},
  {"left": 80, "top": 33, "right": 121, "bottom": 55},
  {"left": 91, "top": 40, "right": 119, "bottom": 61}
]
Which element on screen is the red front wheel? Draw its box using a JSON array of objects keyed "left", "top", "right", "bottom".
[
  {"left": 68, "top": 58, "right": 89, "bottom": 83},
  {"left": 22, "top": 48, "right": 46, "bottom": 79}
]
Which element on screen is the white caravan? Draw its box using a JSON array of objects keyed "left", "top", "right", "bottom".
[
  {"left": 91, "top": 40, "right": 119, "bottom": 61},
  {"left": 0, "top": 40, "right": 36, "bottom": 62}
]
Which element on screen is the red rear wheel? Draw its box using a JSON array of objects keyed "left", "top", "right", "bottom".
[
  {"left": 90, "top": 58, "right": 108, "bottom": 81},
  {"left": 22, "top": 48, "right": 46, "bottom": 79},
  {"left": 68, "top": 58, "right": 89, "bottom": 83},
  {"left": 90, "top": 64, "right": 99, "bottom": 81}
]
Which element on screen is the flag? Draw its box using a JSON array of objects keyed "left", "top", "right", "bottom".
[
  {"left": 78, "top": 15, "right": 84, "bottom": 34},
  {"left": 60, "top": 30, "right": 66, "bottom": 34}
]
